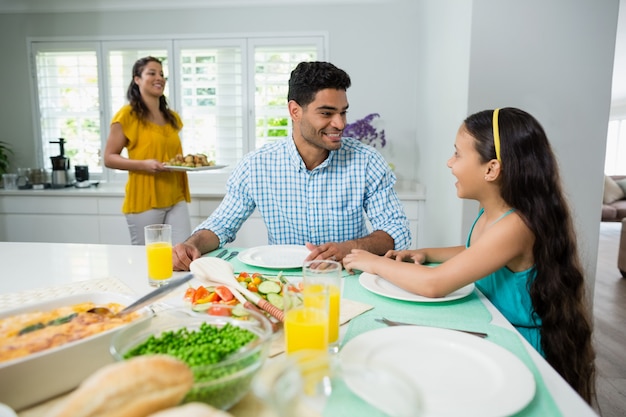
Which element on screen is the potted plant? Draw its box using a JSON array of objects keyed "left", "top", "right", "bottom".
[
  {"left": 0, "top": 140, "right": 13, "bottom": 186},
  {"left": 343, "top": 113, "right": 386, "bottom": 149}
]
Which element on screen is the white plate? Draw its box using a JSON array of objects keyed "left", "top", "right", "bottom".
[
  {"left": 164, "top": 164, "right": 227, "bottom": 171},
  {"left": 237, "top": 245, "right": 310, "bottom": 269},
  {"left": 359, "top": 272, "right": 475, "bottom": 302},
  {"left": 0, "top": 404, "right": 16, "bottom": 417},
  {"left": 340, "top": 326, "right": 536, "bottom": 417}
]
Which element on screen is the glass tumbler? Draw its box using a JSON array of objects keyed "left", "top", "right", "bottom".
[
  {"left": 303, "top": 260, "right": 342, "bottom": 353},
  {"left": 144, "top": 224, "right": 173, "bottom": 286},
  {"left": 253, "top": 350, "right": 422, "bottom": 417}
]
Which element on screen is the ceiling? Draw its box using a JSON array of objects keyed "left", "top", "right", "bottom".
[{"left": 1, "top": 0, "right": 624, "bottom": 107}]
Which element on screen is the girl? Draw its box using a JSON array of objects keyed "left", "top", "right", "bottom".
[{"left": 343, "top": 107, "right": 596, "bottom": 404}]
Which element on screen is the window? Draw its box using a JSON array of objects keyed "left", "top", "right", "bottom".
[
  {"left": 29, "top": 35, "right": 325, "bottom": 181},
  {"left": 605, "top": 118, "right": 626, "bottom": 175}
]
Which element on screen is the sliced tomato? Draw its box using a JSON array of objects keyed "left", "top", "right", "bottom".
[
  {"left": 208, "top": 305, "right": 231, "bottom": 316},
  {"left": 196, "top": 292, "right": 220, "bottom": 305},
  {"left": 192, "top": 286, "right": 210, "bottom": 304},
  {"left": 183, "top": 287, "right": 196, "bottom": 302},
  {"left": 214, "top": 286, "right": 234, "bottom": 302}
]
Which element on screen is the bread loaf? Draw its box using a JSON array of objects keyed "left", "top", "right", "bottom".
[
  {"left": 45, "top": 355, "right": 194, "bottom": 417},
  {"left": 147, "top": 402, "right": 233, "bottom": 417}
]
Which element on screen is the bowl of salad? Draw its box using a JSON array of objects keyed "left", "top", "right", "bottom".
[{"left": 110, "top": 306, "right": 274, "bottom": 410}]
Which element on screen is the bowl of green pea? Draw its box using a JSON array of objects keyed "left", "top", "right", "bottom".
[{"left": 110, "top": 305, "right": 274, "bottom": 410}]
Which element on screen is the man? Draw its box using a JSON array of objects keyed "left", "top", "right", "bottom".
[{"left": 173, "top": 61, "right": 410, "bottom": 270}]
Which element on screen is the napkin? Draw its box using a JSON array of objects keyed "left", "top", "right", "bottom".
[{"left": 268, "top": 298, "right": 374, "bottom": 357}]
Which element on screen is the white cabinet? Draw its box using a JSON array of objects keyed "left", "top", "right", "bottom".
[{"left": 0, "top": 185, "right": 424, "bottom": 248}]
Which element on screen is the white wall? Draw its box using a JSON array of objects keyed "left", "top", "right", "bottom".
[
  {"left": 0, "top": 0, "right": 619, "bottom": 298},
  {"left": 464, "top": 0, "right": 618, "bottom": 300}
]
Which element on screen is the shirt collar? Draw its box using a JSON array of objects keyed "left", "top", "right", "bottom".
[{"left": 287, "top": 137, "right": 338, "bottom": 172}]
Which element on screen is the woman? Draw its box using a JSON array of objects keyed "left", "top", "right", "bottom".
[
  {"left": 343, "top": 107, "right": 596, "bottom": 404},
  {"left": 104, "top": 56, "right": 191, "bottom": 245}
]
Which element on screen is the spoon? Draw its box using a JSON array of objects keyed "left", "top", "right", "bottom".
[
  {"left": 190, "top": 257, "right": 284, "bottom": 322},
  {"left": 225, "top": 251, "right": 239, "bottom": 261},
  {"left": 87, "top": 274, "right": 194, "bottom": 317}
]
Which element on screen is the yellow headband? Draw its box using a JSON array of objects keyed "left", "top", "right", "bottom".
[{"left": 492, "top": 108, "right": 501, "bottom": 162}]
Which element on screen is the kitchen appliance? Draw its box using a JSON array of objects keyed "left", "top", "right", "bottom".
[
  {"left": 74, "top": 165, "right": 91, "bottom": 188},
  {"left": 49, "top": 138, "right": 72, "bottom": 188}
]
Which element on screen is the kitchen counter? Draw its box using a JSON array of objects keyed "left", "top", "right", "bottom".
[
  {"left": 0, "top": 178, "right": 426, "bottom": 199},
  {"left": 0, "top": 180, "right": 426, "bottom": 248}
]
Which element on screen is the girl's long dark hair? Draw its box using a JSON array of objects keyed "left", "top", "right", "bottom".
[
  {"left": 126, "top": 56, "right": 179, "bottom": 130},
  {"left": 465, "top": 108, "right": 596, "bottom": 404}
]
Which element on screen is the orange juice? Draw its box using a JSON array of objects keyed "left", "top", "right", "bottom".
[
  {"left": 284, "top": 307, "right": 328, "bottom": 354},
  {"left": 327, "top": 285, "right": 340, "bottom": 344},
  {"left": 304, "top": 283, "right": 340, "bottom": 344},
  {"left": 146, "top": 242, "right": 173, "bottom": 281}
]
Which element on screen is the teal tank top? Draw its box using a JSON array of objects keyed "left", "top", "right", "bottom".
[{"left": 467, "top": 208, "right": 543, "bottom": 355}]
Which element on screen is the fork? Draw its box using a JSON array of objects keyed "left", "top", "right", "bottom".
[{"left": 376, "top": 317, "right": 488, "bottom": 338}]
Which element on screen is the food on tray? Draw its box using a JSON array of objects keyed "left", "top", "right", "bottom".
[
  {"left": 0, "top": 302, "right": 140, "bottom": 363},
  {"left": 183, "top": 272, "right": 300, "bottom": 316},
  {"left": 166, "top": 153, "right": 215, "bottom": 168},
  {"left": 46, "top": 355, "right": 193, "bottom": 417}
]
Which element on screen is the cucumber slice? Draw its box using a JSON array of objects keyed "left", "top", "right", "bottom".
[
  {"left": 191, "top": 303, "right": 212, "bottom": 312},
  {"left": 266, "top": 293, "right": 284, "bottom": 309},
  {"left": 258, "top": 280, "right": 281, "bottom": 294},
  {"left": 231, "top": 303, "right": 250, "bottom": 317}
]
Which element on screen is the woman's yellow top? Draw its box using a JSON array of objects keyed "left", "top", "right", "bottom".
[{"left": 112, "top": 105, "right": 191, "bottom": 214}]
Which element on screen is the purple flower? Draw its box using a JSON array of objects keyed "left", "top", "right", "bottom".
[{"left": 343, "top": 113, "right": 386, "bottom": 148}]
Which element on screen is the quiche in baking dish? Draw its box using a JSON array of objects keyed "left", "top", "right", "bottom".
[{"left": 0, "top": 301, "right": 140, "bottom": 363}]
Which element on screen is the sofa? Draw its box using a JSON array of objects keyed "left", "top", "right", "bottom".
[{"left": 602, "top": 175, "right": 626, "bottom": 222}]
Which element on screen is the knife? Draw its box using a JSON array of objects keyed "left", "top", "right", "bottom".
[
  {"left": 117, "top": 274, "right": 194, "bottom": 316},
  {"left": 375, "top": 317, "right": 488, "bottom": 338},
  {"left": 216, "top": 249, "right": 229, "bottom": 259}
]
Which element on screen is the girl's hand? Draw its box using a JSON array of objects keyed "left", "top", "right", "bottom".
[
  {"left": 343, "top": 249, "right": 383, "bottom": 274},
  {"left": 385, "top": 249, "right": 426, "bottom": 265}
]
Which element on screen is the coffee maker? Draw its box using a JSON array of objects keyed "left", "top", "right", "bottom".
[{"left": 49, "top": 138, "right": 72, "bottom": 188}]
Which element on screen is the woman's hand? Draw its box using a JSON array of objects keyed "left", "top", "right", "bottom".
[{"left": 143, "top": 159, "right": 167, "bottom": 173}]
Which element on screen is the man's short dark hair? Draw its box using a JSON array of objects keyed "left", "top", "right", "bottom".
[{"left": 287, "top": 61, "right": 351, "bottom": 107}]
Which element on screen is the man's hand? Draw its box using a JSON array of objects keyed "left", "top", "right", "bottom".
[
  {"left": 304, "top": 241, "right": 355, "bottom": 263},
  {"left": 172, "top": 242, "right": 202, "bottom": 271}
]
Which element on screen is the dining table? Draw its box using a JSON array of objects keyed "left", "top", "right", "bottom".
[{"left": 0, "top": 241, "right": 598, "bottom": 417}]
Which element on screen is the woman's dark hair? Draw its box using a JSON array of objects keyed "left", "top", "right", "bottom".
[
  {"left": 287, "top": 61, "right": 351, "bottom": 107},
  {"left": 464, "top": 107, "right": 596, "bottom": 404},
  {"left": 126, "top": 56, "right": 179, "bottom": 130}
]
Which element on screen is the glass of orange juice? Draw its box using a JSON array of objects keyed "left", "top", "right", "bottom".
[
  {"left": 144, "top": 224, "right": 173, "bottom": 286},
  {"left": 284, "top": 282, "right": 329, "bottom": 354},
  {"left": 303, "top": 260, "right": 342, "bottom": 353}
]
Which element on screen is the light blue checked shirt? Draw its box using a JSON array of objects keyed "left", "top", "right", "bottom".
[{"left": 194, "top": 137, "right": 411, "bottom": 249}]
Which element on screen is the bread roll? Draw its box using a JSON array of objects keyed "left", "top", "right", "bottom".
[
  {"left": 148, "top": 402, "right": 233, "bottom": 417},
  {"left": 45, "top": 355, "right": 194, "bottom": 417}
]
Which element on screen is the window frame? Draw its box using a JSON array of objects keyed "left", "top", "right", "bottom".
[{"left": 27, "top": 32, "right": 327, "bottom": 185}]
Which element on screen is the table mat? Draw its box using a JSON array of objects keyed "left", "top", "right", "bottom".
[
  {"left": 268, "top": 298, "right": 373, "bottom": 357},
  {"left": 341, "top": 274, "right": 493, "bottom": 325},
  {"left": 327, "top": 321, "right": 560, "bottom": 417}
]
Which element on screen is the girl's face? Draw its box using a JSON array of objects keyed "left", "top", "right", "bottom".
[
  {"left": 447, "top": 125, "right": 488, "bottom": 199},
  {"left": 134, "top": 61, "right": 165, "bottom": 98}
]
